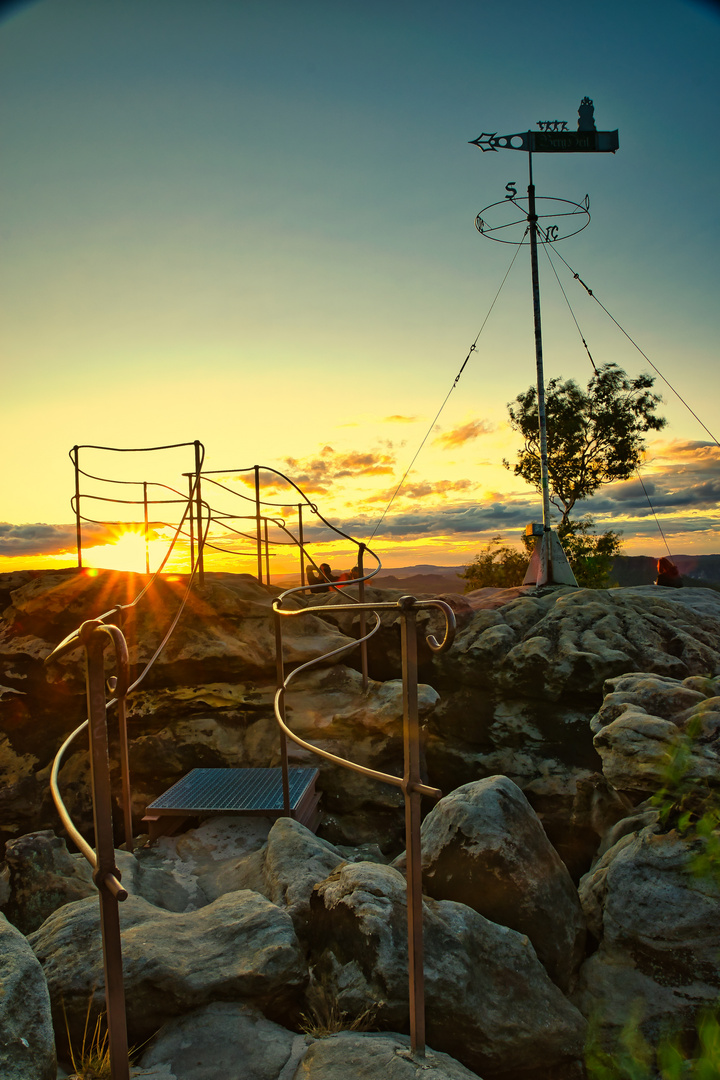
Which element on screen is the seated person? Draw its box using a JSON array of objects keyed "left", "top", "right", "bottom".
[{"left": 655, "top": 557, "right": 682, "bottom": 587}]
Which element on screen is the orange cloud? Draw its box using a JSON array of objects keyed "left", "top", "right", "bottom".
[
  {"left": 384, "top": 414, "right": 419, "bottom": 423},
  {"left": 364, "top": 478, "right": 475, "bottom": 504},
  {"left": 434, "top": 420, "right": 494, "bottom": 449}
]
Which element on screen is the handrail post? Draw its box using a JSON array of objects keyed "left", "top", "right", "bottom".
[
  {"left": 117, "top": 695, "right": 133, "bottom": 852},
  {"left": 194, "top": 442, "right": 204, "bottom": 586},
  {"left": 298, "top": 504, "right": 305, "bottom": 586},
  {"left": 399, "top": 597, "right": 425, "bottom": 1057},
  {"left": 73, "top": 445, "right": 83, "bottom": 570},
  {"left": 264, "top": 518, "right": 270, "bottom": 585},
  {"left": 358, "top": 543, "right": 368, "bottom": 690},
  {"left": 143, "top": 482, "right": 150, "bottom": 575},
  {"left": 273, "top": 608, "right": 292, "bottom": 816},
  {"left": 83, "top": 627, "right": 130, "bottom": 1080},
  {"left": 254, "top": 466, "right": 263, "bottom": 584},
  {"left": 187, "top": 473, "right": 195, "bottom": 574}
]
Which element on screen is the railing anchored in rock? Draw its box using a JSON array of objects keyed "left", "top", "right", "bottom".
[{"left": 273, "top": 587, "right": 456, "bottom": 1056}]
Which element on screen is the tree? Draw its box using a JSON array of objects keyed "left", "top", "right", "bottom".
[
  {"left": 459, "top": 536, "right": 529, "bottom": 591},
  {"left": 554, "top": 516, "right": 622, "bottom": 589},
  {"left": 505, "top": 363, "right": 666, "bottom": 525}
]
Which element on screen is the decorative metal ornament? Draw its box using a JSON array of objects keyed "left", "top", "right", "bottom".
[{"left": 470, "top": 98, "right": 618, "bottom": 154}]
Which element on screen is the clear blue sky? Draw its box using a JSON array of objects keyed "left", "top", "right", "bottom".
[{"left": 1, "top": 0, "right": 718, "bottom": 569}]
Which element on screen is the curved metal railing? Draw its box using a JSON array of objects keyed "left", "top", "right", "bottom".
[{"left": 272, "top": 590, "right": 456, "bottom": 1057}]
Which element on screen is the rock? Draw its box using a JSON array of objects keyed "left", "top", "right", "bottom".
[
  {"left": 262, "top": 817, "right": 344, "bottom": 933},
  {"left": 30, "top": 889, "right": 307, "bottom": 1045},
  {"left": 307, "top": 861, "right": 586, "bottom": 1079},
  {"left": 590, "top": 673, "right": 720, "bottom": 795},
  {"left": 575, "top": 824, "right": 720, "bottom": 1046},
  {"left": 0, "top": 912, "right": 56, "bottom": 1080},
  {"left": 137, "top": 1001, "right": 309, "bottom": 1080},
  {"left": 1, "top": 830, "right": 94, "bottom": 934},
  {"left": 293, "top": 1030, "right": 483, "bottom": 1079},
  {"left": 415, "top": 776, "right": 586, "bottom": 991}
]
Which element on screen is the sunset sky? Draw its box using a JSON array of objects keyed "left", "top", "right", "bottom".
[{"left": 1, "top": 0, "right": 718, "bottom": 577}]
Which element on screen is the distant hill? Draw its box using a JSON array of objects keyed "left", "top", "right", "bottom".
[{"left": 609, "top": 554, "right": 720, "bottom": 588}]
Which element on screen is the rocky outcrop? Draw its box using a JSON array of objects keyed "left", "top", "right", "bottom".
[
  {"left": 136, "top": 1001, "right": 309, "bottom": 1080},
  {"left": 306, "top": 861, "right": 586, "bottom": 1080},
  {"left": 415, "top": 776, "right": 586, "bottom": 992},
  {"left": 2, "top": 830, "right": 94, "bottom": 935},
  {"left": 30, "top": 889, "right": 307, "bottom": 1044},
  {"left": 0, "top": 913, "right": 56, "bottom": 1080},
  {"left": 590, "top": 672, "right": 720, "bottom": 795},
  {"left": 293, "top": 1031, "right": 484, "bottom": 1080},
  {"left": 575, "top": 823, "right": 720, "bottom": 1046}
]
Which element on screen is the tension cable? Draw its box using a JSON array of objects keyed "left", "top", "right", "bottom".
[{"left": 368, "top": 230, "right": 527, "bottom": 541}]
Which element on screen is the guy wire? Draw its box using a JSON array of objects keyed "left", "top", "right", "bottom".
[{"left": 368, "top": 230, "right": 527, "bottom": 541}]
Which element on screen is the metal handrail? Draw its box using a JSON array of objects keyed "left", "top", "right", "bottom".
[{"left": 273, "top": 592, "right": 456, "bottom": 1057}]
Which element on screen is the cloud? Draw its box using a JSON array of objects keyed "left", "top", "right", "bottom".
[
  {"left": 384, "top": 414, "right": 419, "bottom": 423},
  {"left": 283, "top": 446, "right": 397, "bottom": 490},
  {"left": 434, "top": 420, "right": 494, "bottom": 449},
  {"left": 364, "top": 478, "right": 476, "bottom": 504},
  {"left": 0, "top": 522, "right": 117, "bottom": 557}
]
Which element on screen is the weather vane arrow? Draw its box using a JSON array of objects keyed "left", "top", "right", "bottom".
[{"left": 470, "top": 98, "right": 618, "bottom": 153}]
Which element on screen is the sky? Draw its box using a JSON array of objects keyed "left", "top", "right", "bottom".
[{"left": 1, "top": 0, "right": 718, "bottom": 577}]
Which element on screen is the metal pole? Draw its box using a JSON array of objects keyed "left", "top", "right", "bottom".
[
  {"left": 273, "top": 610, "right": 292, "bottom": 817},
  {"left": 187, "top": 474, "right": 195, "bottom": 575},
  {"left": 254, "top": 466, "right": 263, "bottom": 584},
  {"left": 399, "top": 598, "right": 425, "bottom": 1057},
  {"left": 358, "top": 543, "right": 368, "bottom": 691},
  {"left": 143, "top": 482, "right": 150, "bottom": 575},
  {"left": 83, "top": 630, "right": 130, "bottom": 1080},
  {"left": 194, "top": 442, "right": 204, "bottom": 586},
  {"left": 73, "top": 446, "right": 83, "bottom": 570},
  {"left": 527, "top": 154, "right": 553, "bottom": 582},
  {"left": 298, "top": 505, "right": 305, "bottom": 586},
  {"left": 264, "top": 518, "right": 270, "bottom": 585},
  {"left": 116, "top": 695, "right": 133, "bottom": 852}
]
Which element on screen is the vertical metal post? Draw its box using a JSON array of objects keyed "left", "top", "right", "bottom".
[
  {"left": 273, "top": 610, "right": 292, "bottom": 817},
  {"left": 83, "top": 631, "right": 130, "bottom": 1080},
  {"left": 527, "top": 155, "right": 553, "bottom": 582},
  {"left": 399, "top": 598, "right": 425, "bottom": 1057},
  {"left": 264, "top": 518, "right": 270, "bottom": 585},
  {"left": 254, "top": 466, "right": 263, "bottom": 584},
  {"left": 298, "top": 504, "right": 305, "bottom": 586},
  {"left": 73, "top": 446, "right": 83, "bottom": 570},
  {"left": 143, "top": 482, "right": 150, "bottom": 575},
  {"left": 116, "top": 695, "right": 133, "bottom": 852},
  {"left": 358, "top": 544, "right": 368, "bottom": 691},
  {"left": 194, "top": 442, "right": 204, "bottom": 586},
  {"left": 187, "top": 474, "right": 195, "bottom": 575}
]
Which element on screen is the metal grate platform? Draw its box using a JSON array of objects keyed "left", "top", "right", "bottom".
[{"left": 146, "top": 767, "right": 319, "bottom": 816}]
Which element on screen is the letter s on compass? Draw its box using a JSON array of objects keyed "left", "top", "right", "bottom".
[{"left": 505, "top": 181, "right": 517, "bottom": 200}]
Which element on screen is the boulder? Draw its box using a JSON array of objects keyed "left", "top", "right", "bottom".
[
  {"left": 262, "top": 817, "right": 345, "bottom": 933},
  {"left": 293, "top": 1031, "right": 484, "bottom": 1079},
  {"left": 590, "top": 672, "right": 720, "bottom": 795},
  {"left": 415, "top": 776, "right": 586, "bottom": 991},
  {"left": 575, "top": 824, "right": 720, "bottom": 1046},
  {"left": 0, "top": 913, "right": 56, "bottom": 1080},
  {"left": 137, "top": 1001, "right": 309, "bottom": 1080},
  {"left": 1, "top": 830, "right": 94, "bottom": 934},
  {"left": 30, "top": 889, "right": 307, "bottom": 1044},
  {"left": 307, "top": 861, "right": 586, "bottom": 1080}
]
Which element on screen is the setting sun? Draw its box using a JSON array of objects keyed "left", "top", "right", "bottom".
[{"left": 81, "top": 528, "right": 181, "bottom": 574}]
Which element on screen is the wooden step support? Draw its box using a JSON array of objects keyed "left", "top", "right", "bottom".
[{"left": 142, "top": 766, "right": 320, "bottom": 842}]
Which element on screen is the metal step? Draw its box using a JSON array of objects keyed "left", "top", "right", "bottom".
[{"left": 142, "top": 766, "right": 320, "bottom": 840}]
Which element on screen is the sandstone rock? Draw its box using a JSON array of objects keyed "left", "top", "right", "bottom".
[
  {"left": 30, "top": 889, "right": 307, "bottom": 1044},
  {"left": 307, "top": 861, "right": 586, "bottom": 1079},
  {"left": 415, "top": 776, "right": 586, "bottom": 991},
  {"left": 590, "top": 673, "right": 720, "bottom": 795},
  {"left": 0, "top": 912, "right": 55, "bottom": 1080},
  {"left": 1, "top": 830, "right": 94, "bottom": 934},
  {"left": 137, "top": 1001, "right": 308, "bottom": 1080},
  {"left": 575, "top": 824, "right": 720, "bottom": 1045},
  {"left": 262, "top": 817, "right": 344, "bottom": 932},
  {"left": 293, "top": 1030, "right": 483, "bottom": 1080}
]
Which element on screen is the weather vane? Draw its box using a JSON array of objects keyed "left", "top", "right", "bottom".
[{"left": 470, "top": 98, "right": 619, "bottom": 588}]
